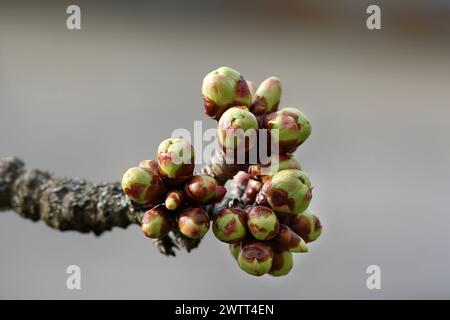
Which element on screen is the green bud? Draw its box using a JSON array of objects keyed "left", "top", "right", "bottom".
[
  {"left": 121, "top": 167, "right": 164, "bottom": 206},
  {"left": 177, "top": 207, "right": 210, "bottom": 239},
  {"left": 264, "top": 169, "right": 313, "bottom": 215},
  {"left": 263, "top": 107, "right": 311, "bottom": 154},
  {"left": 141, "top": 206, "right": 173, "bottom": 239},
  {"left": 268, "top": 251, "right": 293, "bottom": 277},
  {"left": 238, "top": 241, "right": 274, "bottom": 276},
  {"left": 212, "top": 208, "right": 247, "bottom": 243},
  {"left": 270, "top": 224, "right": 308, "bottom": 253},
  {"left": 157, "top": 138, "right": 195, "bottom": 182},
  {"left": 164, "top": 190, "right": 184, "bottom": 211},
  {"left": 202, "top": 66, "right": 252, "bottom": 120},
  {"left": 288, "top": 209, "right": 322, "bottom": 243},
  {"left": 217, "top": 106, "right": 258, "bottom": 152},
  {"left": 184, "top": 175, "right": 227, "bottom": 205},
  {"left": 251, "top": 76, "right": 282, "bottom": 115},
  {"left": 230, "top": 243, "right": 241, "bottom": 261},
  {"left": 247, "top": 206, "right": 280, "bottom": 240}
]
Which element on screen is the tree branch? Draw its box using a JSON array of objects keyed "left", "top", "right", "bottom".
[
  {"left": 0, "top": 157, "right": 192, "bottom": 255},
  {"left": 0, "top": 157, "right": 139, "bottom": 234},
  {"left": 0, "top": 156, "right": 245, "bottom": 256}
]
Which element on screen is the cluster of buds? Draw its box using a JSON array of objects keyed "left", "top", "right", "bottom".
[
  {"left": 120, "top": 66, "right": 322, "bottom": 278},
  {"left": 121, "top": 138, "right": 226, "bottom": 240},
  {"left": 212, "top": 180, "right": 322, "bottom": 277},
  {"left": 202, "top": 66, "right": 322, "bottom": 277}
]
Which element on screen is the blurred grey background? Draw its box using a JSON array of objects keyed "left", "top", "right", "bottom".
[{"left": 1, "top": 0, "right": 449, "bottom": 299}]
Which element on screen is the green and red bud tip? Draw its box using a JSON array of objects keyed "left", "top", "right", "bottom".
[
  {"left": 251, "top": 76, "right": 282, "bottom": 115},
  {"left": 263, "top": 107, "right": 311, "bottom": 154},
  {"left": 121, "top": 166, "right": 164, "bottom": 206},
  {"left": 157, "top": 138, "right": 195, "bottom": 181},
  {"left": 141, "top": 206, "right": 173, "bottom": 239},
  {"left": 238, "top": 241, "right": 274, "bottom": 276},
  {"left": 177, "top": 207, "right": 210, "bottom": 239},
  {"left": 212, "top": 208, "right": 247, "bottom": 243},
  {"left": 288, "top": 209, "right": 322, "bottom": 243},
  {"left": 184, "top": 175, "right": 227, "bottom": 205},
  {"left": 264, "top": 169, "right": 313, "bottom": 215},
  {"left": 217, "top": 106, "right": 259, "bottom": 152},
  {"left": 247, "top": 206, "right": 280, "bottom": 241},
  {"left": 202, "top": 66, "right": 252, "bottom": 120},
  {"left": 270, "top": 224, "right": 308, "bottom": 253}
]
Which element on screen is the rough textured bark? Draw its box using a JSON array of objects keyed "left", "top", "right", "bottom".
[
  {"left": 0, "top": 156, "right": 245, "bottom": 256},
  {"left": 0, "top": 157, "right": 203, "bottom": 256}
]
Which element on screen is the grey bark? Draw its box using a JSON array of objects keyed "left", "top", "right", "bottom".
[{"left": 0, "top": 156, "right": 245, "bottom": 256}]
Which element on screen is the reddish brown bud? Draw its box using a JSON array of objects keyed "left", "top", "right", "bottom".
[
  {"left": 141, "top": 206, "right": 173, "bottom": 239},
  {"left": 242, "top": 179, "right": 263, "bottom": 205},
  {"left": 269, "top": 224, "right": 308, "bottom": 253},
  {"left": 288, "top": 210, "right": 322, "bottom": 243}
]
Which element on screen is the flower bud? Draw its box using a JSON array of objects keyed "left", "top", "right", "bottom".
[
  {"left": 164, "top": 190, "right": 184, "bottom": 211},
  {"left": 184, "top": 175, "right": 227, "bottom": 205},
  {"left": 263, "top": 107, "right": 311, "bottom": 154},
  {"left": 177, "top": 207, "right": 210, "bottom": 239},
  {"left": 202, "top": 66, "right": 252, "bottom": 120},
  {"left": 141, "top": 206, "right": 173, "bottom": 239},
  {"left": 242, "top": 179, "right": 262, "bottom": 205},
  {"left": 212, "top": 208, "right": 247, "bottom": 243},
  {"left": 264, "top": 169, "right": 313, "bottom": 215},
  {"left": 269, "top": 251, "right": 293, "bottom": 277},
  {"left": 238, "top": 241, "right": 274, "bottom": 276},
  {"left": 217, "top": 106, "right": 258, "bottom": 152},
  {"left": 288, "top": 209, "right": 322, "bottom": 243},
  {"left": 121, "top": 167, "right": 164, "bottom": 206},
  {"left": 251, "top": 76, "right": 282, "bottom": 115},
  {"left": 157, "top": 138, "right": 195, "bottom": 182},
  {"left": 270, "top": 224, "right": 308, "bottom": 253},
  {"left": 247, "top": 206, "right": 279, "bottom": 240}
]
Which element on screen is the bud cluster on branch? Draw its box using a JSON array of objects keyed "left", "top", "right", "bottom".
[{"left": 0, "top": 66, "right": 323, "bottom": 276}]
